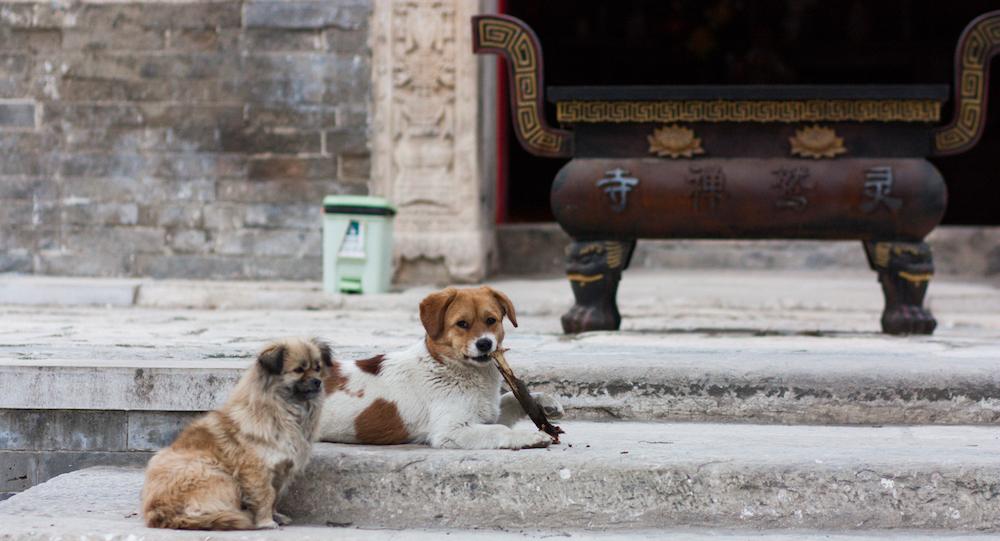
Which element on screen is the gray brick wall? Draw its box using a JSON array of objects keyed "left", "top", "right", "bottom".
[{"left": 0, "top": 0, "right": 372, "bottom": 279}]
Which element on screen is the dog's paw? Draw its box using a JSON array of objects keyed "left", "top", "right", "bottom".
[
  {"left": 273, "top": 512, "right": 292, "bottom": 526},
  {"left": 507, "top": 429, "right": 554, "bottom": 449},
  {"left": 255, "top": 519, "right": 280, "bottom": 530},
  {"left": 531, "top": 392, "right": 565, "bottom": 419}
]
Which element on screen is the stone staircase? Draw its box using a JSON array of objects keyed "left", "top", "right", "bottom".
[{"left": 1, "top": 271, "right": 999, "bottom": 538}]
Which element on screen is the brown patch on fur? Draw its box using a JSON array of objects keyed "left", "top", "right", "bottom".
[
  {"left": 355, "top": 354, "right": 385, "bottom": 375},
  {"left": 171, "top": 424, "right": 216, "bottom": 452},
  {"left": 354, "top": 398, "right": 410, "bottom": 444},
  {"left": 141, "top": 338, "right": 328, "bottom": 531},
  {"left": 324, "top": 359, "right": 349, "bottom": 394}
]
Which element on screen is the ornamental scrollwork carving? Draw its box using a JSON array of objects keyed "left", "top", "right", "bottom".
[
  {"left": 933, "top": 10, "right": 1000, "bottom": 156},
  {"left": 472, "top": 14, "right": 573, "bottom": 157}
]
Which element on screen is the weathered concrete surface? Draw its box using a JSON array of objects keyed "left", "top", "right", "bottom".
[
  {"left": 497, "top": 224, "right": 1000, "bottom": 278},
  {"left": 1, "top": 271, "right": 999, "bottom": 426},
  {"left": 9, "top": 331, "right": 1000, "bottom": 487},
  {"left": 3, "top": 466, "right": 998, "bottom": 541},
  {"left": 0, "top": 449, "right": 151, "bottom": 493},
  {"left": 1, "top": 270, "right": 998, "bottom": 493},
  {"left": 4, "top": 267, "right": 1000, "bottom": 317},
  {"left": 5, "top": 420, "right": 1000, "bottom": 533},
  {"left": 0, "top": 409, "right": 199, "bottom": 452},
  {"left": 285, "top": 422, "right": 1000, "bottom": 531},
  {"left": 3, "top": 333, "right": 1000, "bottom": 426},
  {"left": 0, "top": 277, "right": 140, "bottom": 307}
]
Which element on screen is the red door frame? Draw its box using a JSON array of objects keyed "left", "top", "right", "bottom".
[{"left": 494, "top": 0, "right": 509, "bottom": 224}]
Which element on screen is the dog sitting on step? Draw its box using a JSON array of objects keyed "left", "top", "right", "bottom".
[
  {"left": 318, "top": 286, "right": 563, "bottom": 449},
  {"left": 141, "top": 338, "right": 332, "bottom": 530}
]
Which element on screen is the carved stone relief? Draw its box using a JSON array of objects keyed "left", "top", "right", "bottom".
[{"left": 371, "top": 0, "right": 497, "bottom": 283}]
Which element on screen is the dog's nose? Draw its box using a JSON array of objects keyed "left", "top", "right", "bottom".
[
  {"left": 307, "top": 378, "right": 321, "bottom": 391},
  {"left": 475, "top": 338, "right": 493, "bottom": 352}
]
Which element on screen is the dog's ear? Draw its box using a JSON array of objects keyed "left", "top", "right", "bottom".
[
  {"left": 257, "top": 343, "right": 286, "bottom": 375},
  {"left": 419, "top": 288, "right": 458, "bottom": 338},
  {"left": 484, "top": 286, "right": 517, "bottom": 328},
  {"left": 311, "top": 338, "right": 334, "bottom": 367}
]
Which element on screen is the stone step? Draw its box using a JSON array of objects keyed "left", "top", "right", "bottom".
[
  {"left": 3, "top": 421, "right": 1000, "bottom": 533},
  {"left": 2, "top": 467, "right": 998, "bottom": 541},
  {"left": 2, "top": 270, "right": 997, "bottom": 492},
  {"left": 6, "top": 330, "right": 1000, "bottom": 491},
  {"left": 3, "top": 326, "right": 1000, "bottom": 427},
  {"left": 288, "top": 421, "right": 1000, "bottom": 531}
]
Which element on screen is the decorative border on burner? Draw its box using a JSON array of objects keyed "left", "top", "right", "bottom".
[{"left": 556, "top": 100, "right": 941, "bottom": 123}]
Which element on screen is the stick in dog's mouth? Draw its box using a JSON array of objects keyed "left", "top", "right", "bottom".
[{"left": 491, "top": 349, "right": 565, "bottom": 444}]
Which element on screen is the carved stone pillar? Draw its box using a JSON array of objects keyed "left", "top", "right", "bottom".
[{"left": 371, "top": 0, "right": 498, "bottom": 283}]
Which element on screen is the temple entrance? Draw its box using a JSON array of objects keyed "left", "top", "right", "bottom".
[{"left": 499, "top": 0, "right": 1000, "bottom": 225}]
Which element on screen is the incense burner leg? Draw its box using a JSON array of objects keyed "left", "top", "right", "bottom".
[
  {"left": 561, "top": 239, "right": 636, "bottom": 334},
  {"left": 862, "top": 240, "right": 937, "bottom": 335}
]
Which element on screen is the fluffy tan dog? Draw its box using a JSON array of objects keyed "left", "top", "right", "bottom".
[{"left": 141, "top": 338, "right": 332, "bottom": 530}]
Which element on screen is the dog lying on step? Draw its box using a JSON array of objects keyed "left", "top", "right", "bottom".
[{"left": 318, "top": 286, "right": 563, "bottom": 449}]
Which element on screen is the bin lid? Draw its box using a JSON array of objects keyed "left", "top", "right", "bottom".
[{"left": 323, "top": 195, "right": 396, "bottom": 216}]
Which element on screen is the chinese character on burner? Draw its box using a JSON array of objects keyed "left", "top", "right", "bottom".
[
  {"left": 771, "top": 167, "right": 813, "bottom": 210},
  {"left": 596, "top": 168, "right": 639, "bottom": 213},
  {"left": 861, "top": 166, "right": 902, "bottom": 213},
  {"left": 688, "top": 166, "right": 727, "bottom": 211}
]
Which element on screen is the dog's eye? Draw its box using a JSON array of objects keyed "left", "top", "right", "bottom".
[
  {"left": 456, "top": 320, "right": 470, "bottom": 329},
  {"left": 293, "top": 366, "right": 305, "bottom": 373},
  {"left": 485, "top": 317, "right": 497, "bottom": 325}
]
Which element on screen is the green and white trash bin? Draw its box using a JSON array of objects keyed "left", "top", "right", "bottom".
[{"left": 322, "top": 195, "right": 396, "bottom": 294}]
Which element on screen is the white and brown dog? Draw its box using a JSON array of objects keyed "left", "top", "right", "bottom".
[{"left": 318, "top": 286, "right": 563, "bottom": 449}]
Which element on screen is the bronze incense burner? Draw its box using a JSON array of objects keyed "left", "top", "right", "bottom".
[{"left": 473, "top": 12, "right": 1000, "bottom": 335}]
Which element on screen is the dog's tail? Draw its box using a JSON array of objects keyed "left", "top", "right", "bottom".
[{"left": 145, "top": 508, "right": 256, "bottom": 530}]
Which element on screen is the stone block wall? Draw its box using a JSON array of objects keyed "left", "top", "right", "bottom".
[{"left": 0, "top": 0, "right": 372, "bottom": 279}]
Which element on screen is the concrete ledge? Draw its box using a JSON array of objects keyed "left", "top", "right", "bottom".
[
  {"left": 0, "top": 363, "right": 243, "bottom": 411},
  {"left": 0, "top": 276, "right": 140, "bottom": 307},
  {"left": 5, "top": 422, "right": 1000, "bottom": 533},
  {"left": 2, "top": 268, "right": 998, "bottom": 318},
  {"left": 0, "top": 450, "right": 150, "bottom": 492},
  {"left": 496, "top": 224, "right": 1000, "bottom": 278},
  {"left": 2, "top": 465, "right": 997, "bottom": 541},
  {"left": 0, "top": 408, "right": 194, "bottom": 489},
  {"left": 0, "top": 409, "right": 200, "bottom": 452},
  {"left": 4, "top": 331, "right": 1000, "bottom": 424},
  {"left": 286, "top": 422, "right": 1000, "bottom": 530}
]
